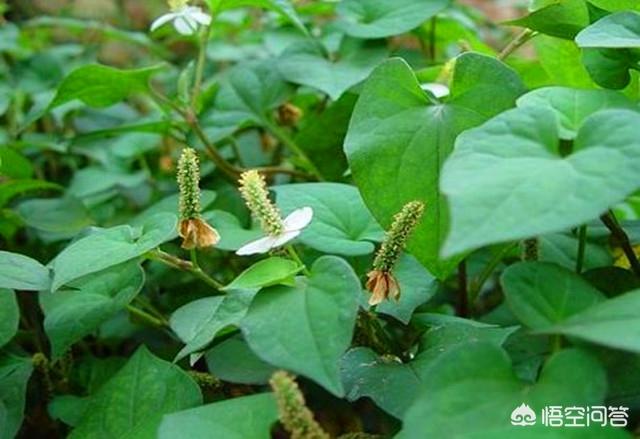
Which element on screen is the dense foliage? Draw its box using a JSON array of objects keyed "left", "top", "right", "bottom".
[{"left": 2, "top": 0, "right": 640, "bottom": 437}]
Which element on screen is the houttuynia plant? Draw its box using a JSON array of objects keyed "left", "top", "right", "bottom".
[{"left": 2, "top": 0, "right": 640, "bottom": 437}]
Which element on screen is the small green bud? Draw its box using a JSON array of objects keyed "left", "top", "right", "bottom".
[
  {"left": 238, "top": 170, "right": 285, "bottom": 236},
  {"left": 269, "top": 371, "right": 329, "bottom": 439}
]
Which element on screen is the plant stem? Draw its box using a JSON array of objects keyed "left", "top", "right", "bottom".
[
  {"left": 190, "top": 248, "right": 225, "bottom": 290},
  {"left": 469, "top": 242, "right": 517, "bottom": 303},
  {"left": 600, "top": 210, "right": 640, "bottom": 277},
  {"left": 265, "top": 120, "right": 324, "bottom": 181},
  {"left": 286, "top": 245, "right": 310, "bottom": 276},
  {"left": 126, "top": 304, "right": 167, "bottom": 328},
  {"left": 429, "top": 16, "right": 437, "bottom": 61},
  {"left": 497, "top": 29, "right": 536, "bottom": 61},
  {"left": 576, "top": 225, "right": 587, "bottom": 274},
  {"left": 147, "top": 249, "right": 225, "bottom": 292},
  {"left": 457, "top": 261, "right": 468, "bottom": 317},
  {"left": 192, "top": 24, "right": 212, "bottom": 108}
]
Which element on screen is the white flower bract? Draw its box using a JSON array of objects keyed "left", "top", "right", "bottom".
[
  {"left": 236, "top": 207, "right": 313, "bottom": 256},
  {"left": 150, "top": 6, "right": 211, "bottom": 36},
  {"left": 420, "top": 83, "right": 450, "bottom": 98}
]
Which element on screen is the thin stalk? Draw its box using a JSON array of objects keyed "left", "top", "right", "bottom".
[
  {"left": 286, "top": 245, "right": 310, "bottom": 276},
  {"left": 192, "top": 24, "right": 212, "bottom": 108},
  {"left": 190, "top": 248, "right": 225, "bottom": 290},
  {"left": 601, "top": 210, "right": 640, "bottom": 277},
  {"left": 265, "top": 120, "right": 324, "bottom": 181},
  {"left": 429, "top": 16, "right": 437, "bottom": 61},
  {"left": 148, "top": 249, "right": 225, "bottom": 291},
  {"left": 469, "top": 242, "right": 517, "bottom": 303},
  {"left": 497, "top": 29, "right": 536, "bottom": 61},
  {"left": 126, "top": 305, "right": 167, "bottom": 328},
  {"left": 576, "top": 225, "right": 587, "bottom": 274}
]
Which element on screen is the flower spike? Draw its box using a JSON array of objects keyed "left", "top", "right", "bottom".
[
  {"left": 269, "top": 371, "right": 329, "bottom": 439},
  {"left": 236, "top": 170, "right": 313, "bottom": 255},
  {"left": 366, "top": 201, "right": 425, "bottom": 305},
  {"left": 177, "top": 147, "right": 220, "bottom": 249}
]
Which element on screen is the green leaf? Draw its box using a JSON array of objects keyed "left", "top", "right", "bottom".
[
  {"left": 398, "top": 344, "right": 624, "bottom": 438},
  {"left": 0, "top": 250, "right": 50, "bottom": 291},
  {"left": 69, "top": 346, "right": 202, "bottom": 439},
  {"left": 205, "top": 336, "right": 277, "bottom": 385},
  {"left": 0, "top": 179, "right": 62, "bottom": 208},
  {"left": 223, "top": 257, "right": 301, "bottom": 291},
  {"left": 0, "top": 147, "right": 33, "bottom": 179},
  {"left": 16, "top": 196, "right": 94, "bottom": 234},
  {"left": 589, "top": 0, "right": 640, "bottom": 12},
  {"left": 544, "top": 289, "right": 640, "bottom": 353},
  {"left": 502, "top": 262, "right": 605, "bottom": 330},
  {"left": 336, "top": 0, "right": 451, "bottom": 39},
  {"left": 41, "top": 262, "right": 145, "bottom": 360},
  {"left": 576, "top": 12, "right": 640, "bottom": 89},
  {"left": 216, "top": 0, "right": 308, "bottom": 35},
  {"left": 0, "top": 355, "right": 33, "bottom": 439},
  {"left": 204, "top": 210, "right": 262, "bottom": 252},
  {"left": 533, "top": 35, "right": 597, "bottom": 88},
  {"left": 50, "top": 213, "right": 176, "bottom": 291},
  {"left": 205, "top": 60, "right": 292, "bottom": 131},
  {"left": 131, "top": 191, "right": 216, "bottom": 228},
  {"left": 341, "top": 319, "right": 515, "bottom": 417},
  {"left": 375, "top": 254, "right": 439, "bottom": 324},
  {"left": 171, "top": 289, "right": 257, "bottom": 361},
  {"left": 273, "top": 183, "right": 383, "bottom": 256},
  {"left": 277, "top": 38, "right": 387, "bottom": 101},
  {"left": 441, "top": 107, "right": 640, "bottom": 256},
  {"left": 517, "top": 86, "right": 636, "bottom": 139},
  {"left": 539, "top": 232, "right": 612, "bottom": 271},
  {"left": 345, "top": 54, "right": 525, "bottom": 277},
  {"left": 49, "top": 64, "right": 164, "bottom": 110},
  {"left": 158, "top": 393, "right": 278, "bottom": 439},
  {"left": 68, "top": 167, "right": 147, "bottom": 199},
  {"left": 242, "top": 256, "right": 360, "bottom": 396},
  {"left": 0, "top": 290, "right": 19, "bottom": 348},
  {"left": 507, "top": 0, "right": 590, "bottom": 39}
]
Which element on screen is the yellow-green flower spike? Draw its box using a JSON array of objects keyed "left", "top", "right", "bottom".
[
  {"left": 269, "top": 371, "right": 329, "bottom": 439},
  {"left": 168, "top": 0, "right": 189, "bottom": 11},
  {"left": 177, "top": 147, "right": 202, "bottom": 221},
  {"left": 238, "top": 170, "right": 285, "bottom": 236},
  {"left": 372, "top": 201, "right": 425, "bottom": 272}
]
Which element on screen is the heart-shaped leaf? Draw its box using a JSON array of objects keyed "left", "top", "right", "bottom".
[
  {"left": 0, "top": 251, "right": 50, "bottom": 291},
  {"left": 441, "top": 107, "right": 640, "bottom": 256},
  {"left": 544, "top": 289, "right": 640, "bottom": 353},
  {"left": 277, "top": 38, "right": 387, "bottom": 100},
  {"left": 158, "top": 393, "right": 277, "bottom": 439},
  {"left": 49, "top": 64, "right": 164, "bottom": 110},
  {"left": 345, "top": 53, "right": 525, "bottom": 277},
  {"left": 171, "top": 289, "right": 257, "bottom": 361},
  {"left": 41, "top": 262, "right": 145, "bottom": 360},
  {"left": 341, "top": 320, "right": 515, "bottom": 418},
  {"left": 50, "top": 213, "right": 176, "bottom": 291},
  {"left": 69, "top": 346, "right": 202, "bottom": 439},
  {"left": 398, "top": 344, "right": 625, "bottom": 438},
  {"left": 336, "top": 0, "right": 450, "bottom": 39},
  {"left": 273, "top": 183, "right": 383, "bottom": 256},
  {"left": 502, "top": 262, "right": 605, "bottom": 330},
  {"left": 242, "top": 256, "right": 360, "bottom": 396},
  {"left": 576, "top": 12, "right": 640, "bottom": 89},
  {"left": 517, "top": 86, "right": 636, "bottom": 139}
]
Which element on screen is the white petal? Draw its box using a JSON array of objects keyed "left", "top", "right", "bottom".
[
  {"left": 173, "top": 15, "right": 197, "bottom": 35},
  {"left": 150, "top": 12, "right": 178, "bottom": 31},
  {"left": 236, "top": 236, "right": 278, "bottom": 256},
  {"left": 186, "top": 7, "right": 212, "bottom": 25},
  {"left": 283, "top": 207, "right": 313, "bottom": 232},
  {"left": 421, "top": 83, "right": 450, "bottom": 98},
  {"left": 272, "top": 230, "right": 301, "bottom": 248}
]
